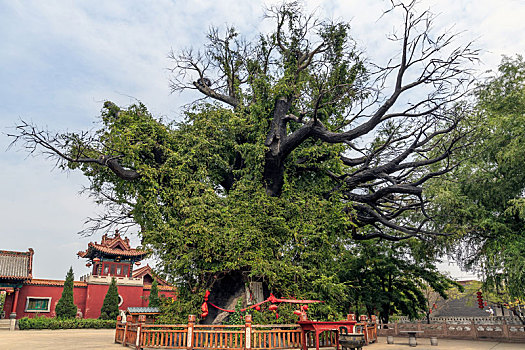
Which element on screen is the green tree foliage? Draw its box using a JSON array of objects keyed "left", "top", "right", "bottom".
[
  {"left": 337, "top": 240, "right": 460, "bottom": 324},
  {"left": 99, "top": 277, "right": 120, "bottom": 320},
  {"left": 432, "top": 56, "right": 525, "bottom": 300},
  {"left": 55, "top": 267, "right": 78, "bottom": 319},
  {"left": 148, "top": 279, "right": 160, "bottom": 308},
  {"left": 157, "top": 288, "right": 200, "bottom": 324},
  {"left": 11, "top": 2, "right": 477, "bottom": 321},
  {"left": 0, "top": 292, "right": 6, "bottom": 317}
]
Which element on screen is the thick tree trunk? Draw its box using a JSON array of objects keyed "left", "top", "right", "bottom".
[
  {"left": 204, "top": 271, "right": 246, "bottom": 325},
  {"left": 263, "top": 97, "right": 293, "bottom": 197},
  {"left": 263, "top": 153, "right": 285, "bottom": 197}
]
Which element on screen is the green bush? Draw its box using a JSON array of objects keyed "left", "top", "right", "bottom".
[
  {"left": 55, "top": 267, "right": 78, "bottom": 319},
  {"left": 99, "top": 277, "right": 120, "bottom": 320},
  {"left": 18, "top": 316, "right": 116, "bottom": 330},
  {"left": 148, "top": 279, "right": 160, "bottom": 307}
]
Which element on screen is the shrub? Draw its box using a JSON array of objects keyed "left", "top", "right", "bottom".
[
  {"left": 99, "top": 277, "right": 120, "bottom": 320},
  {"left": 149, "top": 279, "right": 160, "bottom": 307},
  {"left": 18, "top": 316, "right": 116, "bottom": 330},
  {"left": 55, "top": 267, "right": 78, "bottom": 318}
]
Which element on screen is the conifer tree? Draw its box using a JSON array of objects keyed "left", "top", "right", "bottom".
[
  {"left": 55, "top": 266, "right": 77, "bottom": 318},
  {"left": 99, "top": 277, "right": 120, "bottom": 319},
  {"left": 148, "top": 279, "right": 160, "bottom": 308}
]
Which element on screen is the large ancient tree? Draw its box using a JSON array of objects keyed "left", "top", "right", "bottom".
[{"left": 11, "top": 2, "right": 477, "bottom": 322}]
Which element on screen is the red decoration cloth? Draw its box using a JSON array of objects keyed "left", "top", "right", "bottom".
[{"left": 200, "top": 290, "right": 323, "bottom": 318}]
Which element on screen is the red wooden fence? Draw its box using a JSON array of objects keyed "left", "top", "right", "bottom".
[{"left": 115, "top": 314, "right": 377, "bottom": 350}]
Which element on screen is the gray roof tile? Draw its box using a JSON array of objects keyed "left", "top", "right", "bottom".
[
  {"left": 126, "top": 307, "right": 160, "bottom": 314},
  {"left": 0, "top": 249, "right": 33, "bottom": 280}
]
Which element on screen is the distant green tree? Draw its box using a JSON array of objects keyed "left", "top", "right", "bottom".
[
  {"left": 431, "top": 56, "right": 525, "bottom": 301},
  {"left": 148, "top": 279, "right": 160, "bottom": 308},
  {"left": 99, "top": 277, "right": 120, "bottom": 320},
  {"left": 338, "top": 240, "right": 461, "bottom": 324},
  {"left": 55, "top": 267, "right": 77, "bottom": 319}
]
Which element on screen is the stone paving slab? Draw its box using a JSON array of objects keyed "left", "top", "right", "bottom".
[
  {"left": 0, "top": 329, "right": 122, "bottom": 350},
  {"left": 1, "top": 331, "right": 525, "bottom": 350},
  {"left": 369, "top": 336, "right": 525, "bottom": 350}
]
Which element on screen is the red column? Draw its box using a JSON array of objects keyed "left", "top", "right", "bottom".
[{"left": 10, "top": 288, "right": 20, "bottom": 318}]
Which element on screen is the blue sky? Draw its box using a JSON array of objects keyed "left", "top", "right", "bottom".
[{"left": 1, "top": 0, "right": 524, "bottom": 280}]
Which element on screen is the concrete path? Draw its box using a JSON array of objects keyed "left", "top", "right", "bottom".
[
  {"left": 0, "top": 329, "right": 121, "bottom": 350},
  {"left": 1, "top": 331, "right": 525, "bottom": 350},
  {"left": 369, "top": 336, "right": 525, "bottom": 349}
]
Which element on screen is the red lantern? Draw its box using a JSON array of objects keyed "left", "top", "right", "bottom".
[
  {"left": 255, "top": 305, "right": 261, "bottom": 311},
  {"left": 93, "top": 257, "right": 101, "bottom": 263},
  {"left": 135, "top": 261, "right": 141, "bottom": 266},
  {"left": 86, "top": 263, "right": 92, "bottom": 267},
  {"left": 294, "top": 310, "right": 302, "bottom": 316},
  {"left": 269, "top": 304, "right": 278, "bottom": 311},
  {"left": 477, "top": 291, "right": 484, "bottom": 309},
  {"left": 302, "top": 305, "right": 308, "bottom": 311}
]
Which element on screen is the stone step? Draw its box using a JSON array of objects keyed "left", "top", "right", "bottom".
[{"left": 0, "top": 319, "right": 13, "bottom": 330}]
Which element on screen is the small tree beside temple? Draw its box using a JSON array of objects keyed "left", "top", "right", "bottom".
[
  {"left": 55, "top": 267, "right": 77, "bottom": 319},
  {"left": 99, "top": 277, "right": 120, "bottom": 320},
  {"left": 148, "top": 279, "right": 160, "bottom": 308}
]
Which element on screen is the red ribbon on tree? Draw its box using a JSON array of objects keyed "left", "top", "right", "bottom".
[
  {"left": 201, "top": 290, "right": 210, "bottom": 318},
  {"left": 199, "top": 291, "right": 323, "bottom": 319}
]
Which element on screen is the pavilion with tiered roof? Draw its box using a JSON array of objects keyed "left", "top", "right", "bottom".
[{"left": 2, "top": 231, "right": 175, "bottom": 320}]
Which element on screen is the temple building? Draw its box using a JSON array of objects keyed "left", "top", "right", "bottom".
[{"left": 1, "top": 231, "right": 175, "bottom": 320}]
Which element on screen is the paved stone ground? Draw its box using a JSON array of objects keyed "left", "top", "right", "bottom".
[
  {"left": 370, "top": 336, "right": 525, "bottom": 349},
  {"left": 1, "top": 331, "right": 525, "bottom": 350},
  {"left": 0, "top": 329, "right": 121, "bottom": 350}
]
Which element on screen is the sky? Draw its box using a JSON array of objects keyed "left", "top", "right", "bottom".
[{"left": 1, "top": 0, "right": 524, "bottom": 280}]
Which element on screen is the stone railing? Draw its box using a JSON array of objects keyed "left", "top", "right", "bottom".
[
  {"left": 394, "top": 316, "right": 525, "bottom": 325},
  {"left": 80, "top": 274, "right": 143, "bottom": 286},
  {"left": 378, "top": 320, "right": 525, "bottom": 342}
]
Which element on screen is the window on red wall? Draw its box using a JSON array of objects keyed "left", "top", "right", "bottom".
[
  {"left": 25, "top": 297, "right": 51, "bottom": 312},
  {"left": 104, "top": 264, "right": 109, "bottom": 275},
  {"left": 111, "top": 264, "right": 116, "bottom": 275},
  {"left": 117, "top": 265, "right": 122, "bottom": 275},
  {"left": 123, "top": 265, "right": 129, "bottom": 277}
]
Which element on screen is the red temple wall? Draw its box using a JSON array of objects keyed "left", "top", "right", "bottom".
[
  {"left": 13, "top": 284, "right": 87, "bottom": 318},
  {"left": 3, "top": 283, "right": 175, "bottom": 319},
  {"left": 84, "top": 283, "right": 143, "bottom": 318},
  {"left": 3, "top": 293, "right": 14, "bottom": 317}
]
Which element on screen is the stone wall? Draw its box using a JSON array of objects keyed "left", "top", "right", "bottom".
[{"left": 379, "top": 319, "right": 525, "bottom": 342}]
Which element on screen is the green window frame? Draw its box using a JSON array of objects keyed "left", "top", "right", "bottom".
[{"left": 25, "top": 297, "right": 51, "bottom": 312}]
